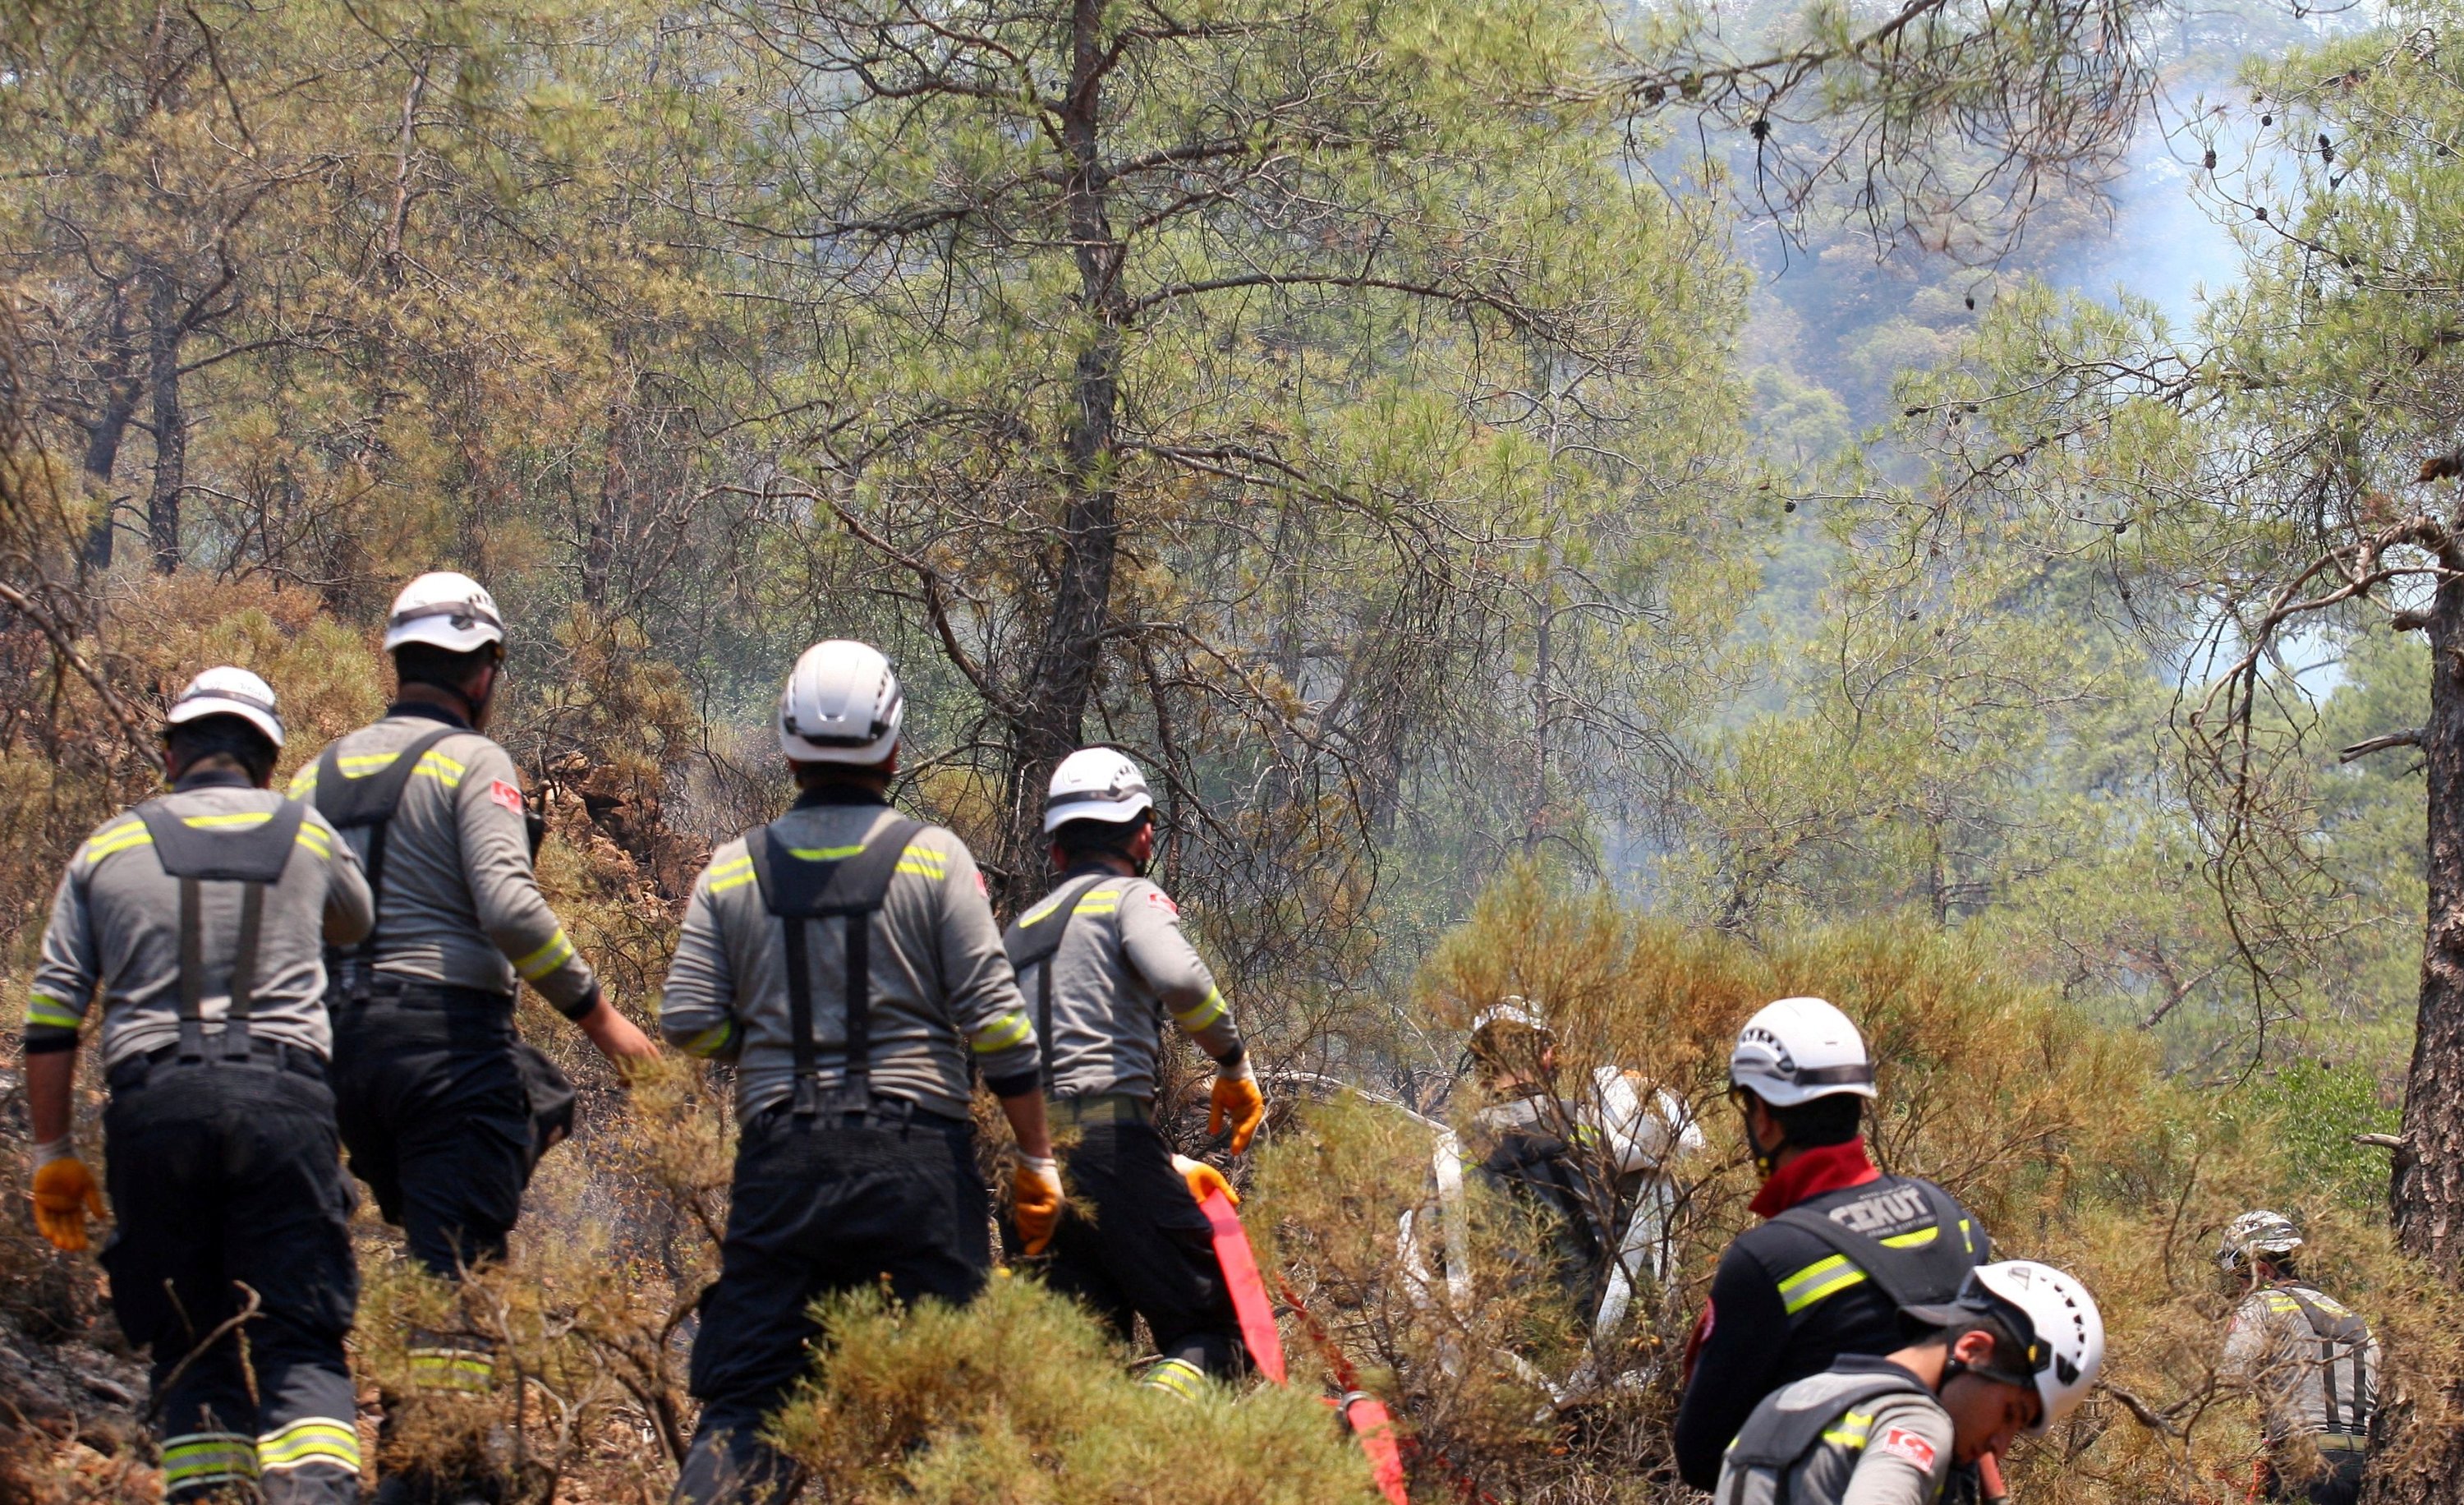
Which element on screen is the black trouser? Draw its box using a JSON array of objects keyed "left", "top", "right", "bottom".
[
  {"left": 2267, "top": 1447, "right": 2368, "bottom": 1505},
  {"left": 100, "top": 1045, "right": 360, "bottom": 1505},
  {"left": 333, "top": 985, "right": 535, "bottom": 1277},
  {"left": 1039, "top": 1119, "right": 1243, "bottom": 1381},
  {"left": 674, "top": 1100, "right": 989, "bottom": 1505}
]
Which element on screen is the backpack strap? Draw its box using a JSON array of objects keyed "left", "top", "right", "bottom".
[
  {"left": 1724, "top": 1368, "right": 1937, "bottom": 1475},
  {"left": 2281, "top": 1286, "right": 2376, "bottom": 1437},
  {"left": 747, "top": 814, "right": 926, "bottom": 1116},
  {"left": 133, "top": 798, "right": 308, "bottom": 1061},
  {"left": 308, "top": 725, "right": 457, "bottom": 1004},
  {"left": 1772, "top": 1180, "right": 1981, "bottom": 1314},
  {"left": 1004, "top": 874, "right": 1113, "bottom": 1093}
]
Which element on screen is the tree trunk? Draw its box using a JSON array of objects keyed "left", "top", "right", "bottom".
[
  {"left": 1006, "top": 0, "right": 1127, "bottom": 881},
  {"left": 145, "top": 269, "right": 185, "bottom": 574},
  {"left": 2385, "top": 524, "right": 2464, "bottom": 1505},
  {"left": 79, "top": 288, "right": 142, "bottom": 571}
]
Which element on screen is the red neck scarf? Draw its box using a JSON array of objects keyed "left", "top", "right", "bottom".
[{"left": 1749, "top": 1137, "right": 1881, "bottom": 1219}]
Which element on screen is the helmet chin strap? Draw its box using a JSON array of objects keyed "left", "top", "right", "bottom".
[{"left": 1739, "top": 1096, "right": 1789, "bottom": 1178}]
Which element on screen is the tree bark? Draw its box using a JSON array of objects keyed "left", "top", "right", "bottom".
[
  {"left": 1007, "top": 0, "right": 1128, "bottom": 880},
  {"left": 144, "top": 268, "right": 186, "bottom": 574},
  {"left": 2385, "top": 522, "right": 2464, "bottom": 1505}
]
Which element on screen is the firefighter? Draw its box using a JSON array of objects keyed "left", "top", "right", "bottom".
[
  {"left": 1003, "top": 747, "right": 1266, "bottom": 1398},
  {"left": 1718, "top": 1261, "right": 2104, "bottom": 1505},
  {"left": 2218, "top": 1210, "right": 2380, "bottom": 1505},
  {"left": 658, "top": 640, "right": 1061, "bottom": 1505},
  {"left": 24, "top": 668, "right": 374, "bottom": 1503},
  {"left": 1674, "top": 996, "right": 1990, "bottom": 1489},
  {"left": 292, "top": 571, "right": 655, "bottom": 1503}
]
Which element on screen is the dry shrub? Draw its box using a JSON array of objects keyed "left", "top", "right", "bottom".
[
  {"left": 1257, "top": 863, "right": 2464, "bottom": 1505},
  {"left": 765, "top": 1276, "right": 1381, "bottom": 1505}
]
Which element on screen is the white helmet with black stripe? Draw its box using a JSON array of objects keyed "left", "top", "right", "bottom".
[
  {"left": 779, "top": 640, "right": 903, "bottom": 765},
  {"left": 165, "top": 665, "right": 285, "bottom": 748},
  {"left": 384, "top": 571, "right": 506, "bottom": 655},
  {"left": 1729, "top": 996, "right": 1876, "bottom": 1107},
  {"left": 1907, "top": 1260, "right": 2106, "bottom": 1434},
  {"left": 1043, "top": 747, "right": 1154, "bottom": 832}
]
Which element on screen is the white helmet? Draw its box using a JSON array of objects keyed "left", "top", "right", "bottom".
[
  {"left": 384, "top": 572, "right": 506, "bottom": 654},
  {"left": 1910, "top": 1261, "right": 2105, "bottom": 1434},
  {"left": 1470, "top": 996, "right": 1551, "bottom": 1040},
  {"left": 779, "top": 641, "right": 903, "bottom": 765},
  {"left": 1729, "top": 996, "right": 1876, "bottom": 1107},
  {"left": 2217, "top": 1209, "right": 2304, "bottom": 1273},
  {"left": 165, "top": 665, "right": 284, "bottom": 748},
  {"left": 1043, "top": 747, "right": 1153, "bottom": 832}
]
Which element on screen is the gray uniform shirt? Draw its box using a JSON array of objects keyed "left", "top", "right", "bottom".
[
  {"left": 24, "top": 777, "right": 374, "bottom": 1067},
  {"left": 2223, "top": 1283, "right": 2381, "bottom": 1445},
  {"left": 658, "top": 795, "right": 1040, "bottom": 1121},
  {"left": 1009, "top": 869, "right": 1243, "bottom": 1100},
  {"left": 1716, "top": 1361, "right": 1957, "bottom": 1505},
  {"left": 288, "top": 711, "right": 596, "bottom": 1013}
]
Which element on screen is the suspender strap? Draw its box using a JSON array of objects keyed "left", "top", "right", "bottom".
[
  {"left": 747, "top": 814, "right": 926, "bottom": 1118},
  {"left": 310, "top": 726, "right": 457, "bottom": 1004},
  {"left": 224, "top": 881, "right": 265, "bottom": 1061},
  {"left": 136, "top": 796, "right": 306, "bottom": 1061},
  {"left": 1004, "top": 875, "right": 1110, "bottom": 1092},
  {"left": 782, "top": 915, "right": 818, "bottom": 1116},
  {"left": 177, "top": 877, "right": 206, "bottom": 1061},
  {"left": 1772, "top": 1180, "right": 1982, "bottom": 1312}
]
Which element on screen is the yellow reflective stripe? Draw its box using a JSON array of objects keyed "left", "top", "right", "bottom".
[
  {"left": 295, "top": 824, "right": 332, "bottom": 855},
  {"left": 709, "top": 871, "right": 758, "bottom": 895},
  {"left": 1820, "top": 1409, "right": 1877, "bottom": 1450},
  {"left": 681, "top": 1019, "right": 738, "bottom": 1059},
  {"left": 162, "top": 1432, "right": 260, "bottom": 1484},
  {"left": 512, "top": 929, "right": 575, "bottom": 981},
  {"left": 287, "top": 768, "right": 319, "bottom": 795},
  {"left": 182, "top": 811, "right": 273, "bottom": 830},
  {"left": 707, "top": 855, "right": 753, "bottom": 880},
  {"left": 332, "top": 748, "right": 464, "bottom": 785},
  {"left": 1778, "top": 1254, "right": 1868, "bottom": 1314},
  {"left": 1075, "top": 888, "right": 1122, "bottom": 914},
  {"left": 971, "top": 1011, "right": 1033, "bottom": 1054},
  {"left": 894, "top": 859, "right": 947, "bottom": 880},
  {"left": 335, "top": 752, "right": 398, "bottom": 774},
  {"left": 1017, "top": 894, "right": 1064, "bottom": 926},
  {"left": 1960, "top": 1217, "right": 1974, "bottom": 1255},
  {"left": 1879, "top": 1226, "right": 1940, "bottom": 1249},
  {"left": 83, "top": 825, "right": 154, "bottom": 863},
  {"left": 1170, "top": 985, "right": 1228, "bottom": 1031},
  {"left": 784, "top": 844, "right": 866, "bottom": 861},
  {"left": 25, "top": 993, "right": 83, "bottom": 1030},
  {"left": 257, "top": 1418, "right": 361, "bottom": 1471},
  {"left": 1142, "top": 1356, "right": 1206, "bottom": 1401},
  {"left": 407, "top": 1350, "right": 497, "bottom": 1392},
  {"left": 899, "top": 843, "right": 946, "bottom": 870},
  {"left": 413, "top": 752, "right": 463, "bottom": 789}
]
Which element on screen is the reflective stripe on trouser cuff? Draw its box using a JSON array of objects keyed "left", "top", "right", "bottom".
[
  {"left": 1142, "top": 1357, "right": 1207, "bottom": 1401},
  {"left": 1777, "top": 1254, "right": 1867, "bottom": 1314},
  {"left": 258, "top": 1417, "right": 362, "bottom": 1473},
  {"left": 408, "top": 1343, "right": 498, "bottom": 1393},
  {"left": 163, "top": 1432, "right": 260, "bottom": 1491}
]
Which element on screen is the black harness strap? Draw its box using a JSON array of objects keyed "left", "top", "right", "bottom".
[
  {"left": 135, "top": 796, "right": 308, "bottom": 1062},
  {"left": 1003, "top": 874, "right": 1112, "bottom": 1092},
  {"left": 746, "top": 815, "right": 924, "bottom": 1118},
  {"left": 308, "top": 726, "right": 457, "bottom": 1003},
  {"left": 2283, "top": 1285, "right": 2375, "bottom": 1436}
]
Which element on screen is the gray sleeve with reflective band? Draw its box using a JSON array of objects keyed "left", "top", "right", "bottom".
[{"left": 1113, "top": 878, "right": 1241, "bottom": 1064}]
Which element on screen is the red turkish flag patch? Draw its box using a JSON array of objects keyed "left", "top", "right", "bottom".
[
  {"left": 1877, "top": 1428, "right": 1938, "bottom": 1471},
  {"left": 490, "top": 780, "right": 523, "bottom": 812},
  {"left": 1146, "top": 891, "right": 1179, "bottom": 915}
]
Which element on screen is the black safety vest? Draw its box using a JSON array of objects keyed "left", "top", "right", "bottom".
[
  {"left": 306, "top": 725, "right": 458, "bottom": 1004},
  {"left": 1769, "top": 1180, "right": 1981, "bottom": 1319},
  {"left": 1001, "top": 873, "right": 1113, "bottom": 1093},
  {"left": 132, "top": 794, "right": 310, "bottom": 1061},
  {"left": 744, "top": 813, "right": 923, "bottom": 1116}
]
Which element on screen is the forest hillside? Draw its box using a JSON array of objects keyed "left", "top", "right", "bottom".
[{"left": 6, "top": 0, "right": 2464, "bottom": 1502}]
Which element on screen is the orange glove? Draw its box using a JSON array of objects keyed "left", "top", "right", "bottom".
[
  {"left": 31, "top": 1155, "right": 105, "bottom": 1253},
  {"left": 1171, "top": 1153, "right": 1237, "bottom": 1208},
  {"left": 1209, "top": 1061, "right": 1266, "bottom": 1153},
  {"left": 1013, "top": 1155, "right": 1064, "bottom": 1256}
]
